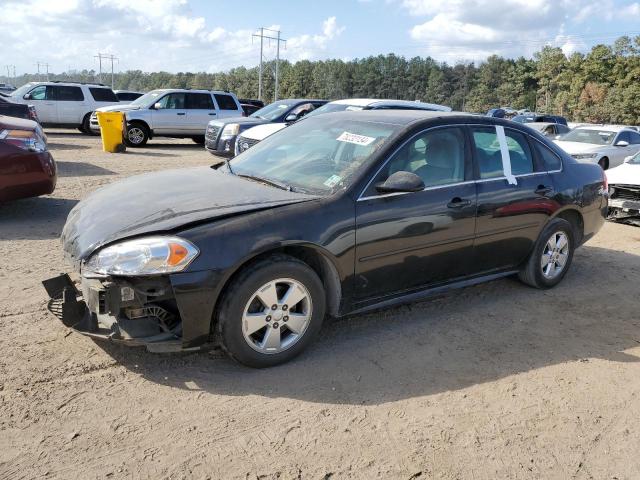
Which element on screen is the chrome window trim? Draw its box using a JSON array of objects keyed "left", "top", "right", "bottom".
[{"left": 357, "top": 124, "right": 469, "bottom": 201}]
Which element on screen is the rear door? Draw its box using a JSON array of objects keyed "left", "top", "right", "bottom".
[
  {"left": 52, "top": 86, "right": 85, "bottom": 124},
  {"left": 185, "top": 93, "right": 218, "bottom": 134},
  {"left": 26, "top": 85, "right": 57, "bottom": 123},
  {"left": 469, "top": 125, "right": 554, "bottom": 274},
  {"left": 354, "top": 126, "right": 477, "bottom": 301},
  {"left": 213, "top": 93, "right": 241, "bottom": 119},
  {"left": 152, "top": 92, "right": 187, "bottom": 134}
]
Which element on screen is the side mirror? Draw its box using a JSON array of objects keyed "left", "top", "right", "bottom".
[
  {"left": 153, "top": 102, "right": 162, "bottom": 110},
  {"left": 23, "top": 94, "right": 32, "bottom": 100},
  {"left": 285, "top": 113, "right": 298, "bottom": 123},
  {"left": 376, "top": 171, "right": 425, "bottom": 194},
  {"left": 615, "top": 140, "right": 629, "bottom": 147}
]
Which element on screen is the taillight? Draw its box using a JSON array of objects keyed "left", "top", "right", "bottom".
[{"left": 0, "top": 129, "right": 47, "bottom": 152}]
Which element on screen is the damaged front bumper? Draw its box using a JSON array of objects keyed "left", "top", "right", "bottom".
[
  {"left": 42, "top": 273, "right": 200, "bottom": 353},
  {"left": 607, "top": 197, "right": 640, "bottom": 227}
]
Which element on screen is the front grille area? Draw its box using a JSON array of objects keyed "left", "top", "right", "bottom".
[{"left": 611, "top": 185, "right": 640, "bottom": 202}]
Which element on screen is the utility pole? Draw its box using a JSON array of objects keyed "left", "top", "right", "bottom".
[
  {"left": 35, "top": 62, "right": 50, "bottom": 81},
  {"left": 95, "top": 53, "right": 118, "bottom": 88},
  {"left": 252, "top": 28, "right": 286, "bottom": 101}
]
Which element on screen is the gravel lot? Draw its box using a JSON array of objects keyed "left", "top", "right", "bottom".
[{"left": 1, "top": 130, "right": 640, "bottom": 480}]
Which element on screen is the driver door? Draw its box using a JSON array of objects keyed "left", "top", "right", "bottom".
[
  {"left": 354, "top": 126, "right": 477, "bottom": 301},
  {"left": 26, "top": 85, "right": 58, "bottom": 124},
  {"left": 152, "top": 92, "right": 187, "bottom": 134}
]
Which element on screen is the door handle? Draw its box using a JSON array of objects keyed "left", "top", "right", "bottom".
[
  {"left": 177, "top": 112, "right": 186, "bottom": 116},
  {"left": 535, "top": 185, "right": 553, "bottom": 195},
  {"left": 447, "top": 197, "right": 471, "bottom": 209},
  {"left": 208, "top": 113, "right": 217, "bottom": 115}
]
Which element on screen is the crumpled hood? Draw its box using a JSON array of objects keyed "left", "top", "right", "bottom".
[
  {"left": 61, "top": 166, "right": 317, "bottom": 267},
  {"left": 606, "top": 162, "right": 640, "bottom": 185},
  {"left": 95, "top": 104, "right": 141, "bottom": 113},
  {"left": 554, "top": 140, "right": 603, "bottom": 155}
]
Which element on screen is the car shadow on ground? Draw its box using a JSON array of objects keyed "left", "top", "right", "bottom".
[
  {"left": 137, "top": 143, "right": 204, "bottom": 150},
  {"left": 46, "top": 142, "right": 91, "bottom": 151},
  {"left": 122, "top": 151, "right": 180, "bottom": 158},
  {"left": 56, "top": 161, "right": 116, "bottom": 177},
  {"left": 0, "top": 196, "right": 78, "bottom": 240},
  {"left": 97, "top": 244, "right": 640, "bottom": 405}
]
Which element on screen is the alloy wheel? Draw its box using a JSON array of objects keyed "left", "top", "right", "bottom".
[
  {"left": 541, "top": 231, "right": 570, "bottom": 279},
  {"left": 241, "top": 278, "right": 312, "bottom": 354},
  {"left": 127, "top": 127, "right": 144, "bottom": 145}
]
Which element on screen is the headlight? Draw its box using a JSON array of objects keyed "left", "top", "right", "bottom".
[
  {"left": 221, "top": 124, "right": 240, "bottom": 136},
  {"left": 83, "top": 236, "right": 199, "bottom": 276},
  {"left": 572, "top": 153, "right": 598, "bottom": 160},
  {"left": 0, "top": 128, "right": 46, "bottom": 152}
]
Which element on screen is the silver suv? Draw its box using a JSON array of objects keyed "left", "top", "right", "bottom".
[
  {"left": 91, "top": 89, "right": 243, "bottom": 146},
  {"left": 8, "top": 81, "right": 119, "bottom": 134}
]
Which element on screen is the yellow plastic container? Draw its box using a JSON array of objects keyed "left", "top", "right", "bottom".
[{"left": 96, "top": 111, "right": 126, "bottom": 153}]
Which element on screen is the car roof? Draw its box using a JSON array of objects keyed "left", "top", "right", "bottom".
[
  {"left": 574, "top": 124, "right": 632, "bottom": 132},
  {"left": 311, "top": 109, "right": 491, "bottom": 126},
  {"left": 150, "top": 88, "right": 237, "bottom": 95},
  {"left": 329, "top": 98, "right": 451, "bottom": 110}
]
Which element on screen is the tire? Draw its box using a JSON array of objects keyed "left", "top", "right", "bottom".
[
  {"left": 518, "top": 218, "right": 575, "bottom": 289},
  {"left": 217, "top": 255, "right": 326, "bottom": 368},
  {"left": 598, "top": 157, "right": 609, "bottom": 170},
  {"left": 124, "top": 123, "right": 149, "bottom": 147},
  {"left": 81, "top": 113, "right": 99, "bottom": 136},
  {"left": 192, "top": 136, "right": 205, "bottom": 145}
]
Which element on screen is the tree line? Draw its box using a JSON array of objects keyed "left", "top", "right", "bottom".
[{"left": 7, "top": 36, "right": 640, "bottom": 124}]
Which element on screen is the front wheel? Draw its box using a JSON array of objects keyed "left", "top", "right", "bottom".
[
  {"left": 125, "top": 123, "right": 149, "bottom": 147},
  {"left": 518, "top": 218, "right": 575, "bottom": 289},
  {"left": 217, "top": 255, "right": 326, "bottom": 368}
]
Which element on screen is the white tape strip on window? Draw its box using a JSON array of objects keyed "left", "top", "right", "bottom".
[{"left": 495, "top": 125, "right": 517, "bottom": 185}]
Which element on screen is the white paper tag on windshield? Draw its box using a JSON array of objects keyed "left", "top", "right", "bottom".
[
  {"left": 324, "top": 175, "right": 342, "bottom": 188},
  {"left": 337, "top": 131, "right": 375, "bottom": 146}
]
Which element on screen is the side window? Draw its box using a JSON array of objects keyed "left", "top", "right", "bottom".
[
  {"left": 54, "top": 86, "right": 84, "bottom": 101},
  {"left": 89, "top": 88, "right": 118, "bottom": 102},
  {"left": 290, "top": 103, "right": 315, "bottom": 119},
  {"left": 157, "top": 93, "right": 185, "bottom": 109},
  {"left": 380, "top": 127, "right": 466, "bottom": 189},
  {"left": 29, "top": 85, "right": 47, "bottom": 100},
  {"left": 471, "top": 127, "right": 534, "bottom": 178},
  {"left": 629, "top": 132, "right": 640, "bottom": 145},
  {"left": 186, "top": 93, "right": 215, "bottom": 109},
  {"left": 616, "top": 131, "right": 631, "bottom": 144},
  {"left": 213, "top": 94, "right": 238, "bottom": 110},
  {"left": 534, "top": 141, "right": 562, "bottom": 171}
]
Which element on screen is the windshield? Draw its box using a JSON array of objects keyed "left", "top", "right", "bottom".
[
  {"left": 129, "top": 90, "right": 164, "bottom": 106},
  {"left": 560, "top": 128, "right": 616, "bottom": 145},
  {"left": 10, "top": 83, "right": 36, "bottom": 98},
  {"left": 229, "top": 115, "right": 400, "bottom": 195},
  {"left": 304, "top": 103, "right": 365, "bottom": 119},
  {"left": 250, "top": 101, "right": 297, "bottom": 120}
]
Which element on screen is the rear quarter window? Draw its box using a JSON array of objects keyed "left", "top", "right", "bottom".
[
  {"left": 90, "top": 88, "right": 118, "bottom": 102},
  {"left": 214, "top": 94, "right": 239, "bottom": 111}
]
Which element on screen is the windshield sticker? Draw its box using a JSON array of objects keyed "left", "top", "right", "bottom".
[
  {"left": 337, "top": 131, "right": 375, "bottom": 146},
  {"left": 324, "top": 175, "right": 342, "bottom": 188}
]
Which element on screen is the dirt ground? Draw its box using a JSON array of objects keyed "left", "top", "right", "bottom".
[{"left": 1, "top": 130, "right": 640, "bottom": 480}]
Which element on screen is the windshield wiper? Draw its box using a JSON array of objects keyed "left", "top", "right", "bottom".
[{"left": 237, "top": 174, "right": 294, "bottom": 192}]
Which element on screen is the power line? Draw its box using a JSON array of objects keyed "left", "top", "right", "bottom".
[
  {"left": 35, "top": 62, "right": 50, "bottom": 81},
  {"left": 95, "top": 53, "right": 118, "bottom": 88},
  {"left": 252, "top": 27, "right": 286, "bottom": 101}
]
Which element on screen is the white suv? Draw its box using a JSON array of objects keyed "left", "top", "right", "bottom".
[
  {"left": 91, "top": 89, "right": 243, "bottom": 147},
  {"left": 8, "top": 81, "right": 119, "bottom": 134}
]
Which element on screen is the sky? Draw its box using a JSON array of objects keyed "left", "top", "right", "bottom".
[{"left": 2, "top": 0, "right": 640, "bottom": 76}]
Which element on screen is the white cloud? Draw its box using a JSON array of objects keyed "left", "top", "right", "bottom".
[
  {"left": 400, "top": 0, "right": 638, "bottom": 62},
  {"left": 1, "top": 1, "right": 344, "bottom": 75}
]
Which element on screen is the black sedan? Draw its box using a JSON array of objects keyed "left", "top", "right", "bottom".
[
  {"left": 43, "top": 111, "right": 607, "bottom": 368},
  {"left": 204, "top": 98, "right": 327, "bottom": 157}
]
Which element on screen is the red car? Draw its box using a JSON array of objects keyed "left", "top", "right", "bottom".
[{"left": 0, "top": 115, "right": 56, "bottom": 202}]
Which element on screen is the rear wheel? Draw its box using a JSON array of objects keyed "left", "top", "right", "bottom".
[
  {"left": 217, "top": 255, "right": 326, "bottom": 368},
  {"left": 81, "top": 113, "right": 98, "bottom": 136},
  {"left": 518, "top": 218, "right": 575, "bottom": 289},
  {"left": 125, "top": 123, "right": 149, "bottom": 147}
]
